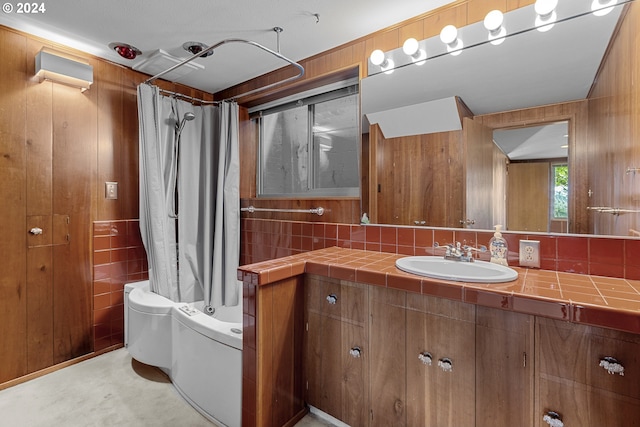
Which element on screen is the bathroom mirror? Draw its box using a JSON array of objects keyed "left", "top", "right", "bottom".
[{"left": 361, "top": 0, "right": 638, "bottom": 236}]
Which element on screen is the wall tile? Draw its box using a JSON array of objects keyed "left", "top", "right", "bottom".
[
  {"left": 238, "top": 219, "right": 630, "bottom": 281},
  {"left": 92, "top": 220, "right": 148, "bottom": 352}
]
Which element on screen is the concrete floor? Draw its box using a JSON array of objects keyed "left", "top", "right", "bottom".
[{"left": 0, "top": 348, "right": 335, "bottom": 427}]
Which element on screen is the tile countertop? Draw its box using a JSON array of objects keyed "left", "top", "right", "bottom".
[{"left": 237, "top": 247, "right": 640, "bottom": 335}]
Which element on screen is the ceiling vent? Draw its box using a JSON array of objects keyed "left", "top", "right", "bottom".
[{"left": 133, "top": 49, "right": 204, "bottom": 82}]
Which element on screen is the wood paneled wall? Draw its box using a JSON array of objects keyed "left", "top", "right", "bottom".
[
  {"left": 0, "top": 25, "right": 205, "bottom": 385},
  {"left": 587, "top": 2, "right": 640, "bottom": 236}
]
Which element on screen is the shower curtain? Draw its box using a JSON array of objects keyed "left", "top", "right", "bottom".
[{"left": 137, "top": 84, "right": 240, "bottom": 309}]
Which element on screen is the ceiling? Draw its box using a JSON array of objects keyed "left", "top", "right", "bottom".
[{"left": 0, "top": 0, "right": 457, "bottom": 94}]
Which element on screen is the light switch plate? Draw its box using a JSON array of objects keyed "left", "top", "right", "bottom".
[
  {"left": 105, "top": 182, "right": 118, "bottom": 200},
  {"left": 519, "top": 240, "right": 540, "bottom": 268}
]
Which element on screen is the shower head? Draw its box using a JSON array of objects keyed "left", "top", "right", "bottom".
[{"left": 176, "top": 112, "right": 196, "bottom": 136}]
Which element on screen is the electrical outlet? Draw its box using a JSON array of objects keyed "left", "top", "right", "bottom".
[{"left": 519, "top": 240, "right": 540, "bottom": 268}]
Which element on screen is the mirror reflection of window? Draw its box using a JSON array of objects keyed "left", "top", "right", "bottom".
[{"left": 552, "top": 163, "right": 569, "bottom": 219}]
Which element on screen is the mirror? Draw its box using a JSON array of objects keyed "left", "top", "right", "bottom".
[{"left": 361, "top": 0, "right": 638, "bottom": 236}]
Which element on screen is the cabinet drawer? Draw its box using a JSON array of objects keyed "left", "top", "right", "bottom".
[
  {"left": 537, "top": 317, "right": 640, "bottom": 400},
  {"left": 305, "top": 276, "right": 366, "bottom": 325},
  {"left": 538, "top": 375, "right": 640, "bottom": 427}
]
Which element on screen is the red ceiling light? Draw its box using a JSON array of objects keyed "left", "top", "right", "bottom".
[{"left": 109, "top": 42, "right": 142, "bottom": 60}]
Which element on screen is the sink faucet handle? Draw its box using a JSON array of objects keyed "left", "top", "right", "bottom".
[
  {"left": 464, "top": 244, "right": 487, "bottom": 253},
  {"left": 463, "top": 244, "right": 487, "bottom": 259}
]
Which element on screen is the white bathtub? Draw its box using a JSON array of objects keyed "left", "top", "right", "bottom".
[{"left": 124, "top": 280, "right": 242, "bottom": 427}]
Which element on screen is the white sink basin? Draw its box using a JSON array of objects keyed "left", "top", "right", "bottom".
[{"left": 395, "top": 256, "right": 518, "bottom": 283}]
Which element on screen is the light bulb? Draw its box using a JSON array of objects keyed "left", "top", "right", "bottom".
[
  {"left": 484, "top": 10, "right": 506, "bottom": 45},
  {"left": 440, "top": 25, "right": 458, "bottom": 45},
  {"left": 382, "top": 58, "right": 395, "bottom": 74},
  {"left": 535, "top": 11, "right": 557, "bottom": 32},
  {"left": 591, "top": 0, "right": 618, "bottom": 16},
  {"left": 402, "top": 38, "right": 419, "bottom": 56},
  {"left": 484, "top": 10, "right": 504, "bottom": 32},
  {"left": 370, "top": 49, "right": 386, "bottom": 66},
  {"left": 534, "top": 0, "right": 558, "bottom": 17}
]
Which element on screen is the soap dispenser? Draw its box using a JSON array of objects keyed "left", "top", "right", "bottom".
[{"left": 489, "top": 225, "right": 508, "bottom": 266}]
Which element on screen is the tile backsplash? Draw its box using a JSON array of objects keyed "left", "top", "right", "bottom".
[{"left": 241, "top": 218, "right": 640, "bottom": 281}]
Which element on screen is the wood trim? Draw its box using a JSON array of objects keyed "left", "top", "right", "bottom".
[{"left": 0, "top": 345, "right": 123, "bottom": 391}]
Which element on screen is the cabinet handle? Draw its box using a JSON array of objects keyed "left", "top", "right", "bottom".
[
  {"left": 29, "top": 227, "right": 43, "bottom": 235},
  {"left": 599, "top": 356, "right": 625, "bottom": 376},
  {"left": 349, "top": 346, "right": 362, "bottom": 358},
  {"left": 437, "top": 357, "right": 453, "bottom": 372},
  {"left": 418, "top": 352, "right": 433, "bottom": 366},
  {"left": 542, "top": 411, "right": 564, "bottom": 427},
  {"left": 326, "top": 294, "right": 337, "bottom": 305}
]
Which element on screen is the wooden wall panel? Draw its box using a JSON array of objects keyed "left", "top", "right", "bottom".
[
  {"left": 587, "top": 1, "right": 640, "bottom": 236},
  {"left": 0, "top": 29, "right": 28, "bottom": 383},
  {"left": 239, "top": 107, "right": 256, "bottom": 198},
  {"left": 121, "top": 68, "right": 144, "bottom": 220},
  {"left": 51, "top": 81, "right": 97, "bottom": 362},
  {"left": 96, "top": 60, "right": 124, "bottom": 220},
  {"left": 507, "top": 162, "right": 550, "bottom": 232},
  {"left": 463, "top": 117, "right": 498, "bottom": 230},
  {"left": 374, "top": 125, "right": 464, "bottom": 227}
]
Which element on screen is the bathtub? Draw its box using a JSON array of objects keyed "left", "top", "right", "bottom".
[{"left": 124, "top": 280, "right": 242, "bottom": 427}]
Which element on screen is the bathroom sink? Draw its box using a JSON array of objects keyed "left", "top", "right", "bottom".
[{"left": 395, "top": 256, "right": 518, "bottom": 283}]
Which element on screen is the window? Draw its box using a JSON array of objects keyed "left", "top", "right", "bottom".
[
  {"left": 256, "top": 83, "right": 359, "bottom": 197},
  {"left": 552, "top": 163, "right": 568, "bottom": 219}
]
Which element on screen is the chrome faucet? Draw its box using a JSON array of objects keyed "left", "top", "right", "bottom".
[{"left": 434, "top": 242, "right": 487, "bottom": 262}]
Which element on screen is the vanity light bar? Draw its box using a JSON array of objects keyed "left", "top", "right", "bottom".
[{"left": 367, "top": 0, "right": 615, "bottom": 75}]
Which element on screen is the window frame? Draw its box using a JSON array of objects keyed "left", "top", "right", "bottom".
[{"left": 253, "top": 81, "right": 360, "bottom": 198}]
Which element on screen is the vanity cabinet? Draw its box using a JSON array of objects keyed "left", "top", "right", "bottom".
[
  {"left": 536, "top": 317, "right": 640, "bottom": 426},
  {"left": 302, "top": 274, "right": 640, "bottom": 427},
  {"left": 304, "top": 276, "right": 369, "bottom": 427}
]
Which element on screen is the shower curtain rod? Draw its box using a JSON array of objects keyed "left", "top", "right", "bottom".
[
  {"left": 144, "top": 38, "right": 305, "bottom": 102},
  {"left": 157, "top": 88, "right": 220, "bottom": 105}
]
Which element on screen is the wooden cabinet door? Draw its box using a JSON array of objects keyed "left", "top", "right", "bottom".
[
  {"left": 405, "top": 293, "right": 476, "bottom": 427},
  {"left": 536, "top": 317, "right": 640, "bottom": 426},
  {"left": 369, "top": 287, "right": 407, "bottom": 426},
  {"left": 476, "top": 307, "right": 534, "bottom": 427},
  {"left": 305, "top": 277, "right": 368, "bottom": 427}
]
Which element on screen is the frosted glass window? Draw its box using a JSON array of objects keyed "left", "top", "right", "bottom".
[{"left": 258, "top": 85, "right": 359, "bottom": 197}]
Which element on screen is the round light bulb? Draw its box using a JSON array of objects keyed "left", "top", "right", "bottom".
[
  {"left": 403, "top": 38, "right": 420, "bottom": 56},
  {"left": 484, "top": 10, "right": 504, "bottom": 32},
  {"left": 535, "top": 11, "right": 557, "bottom": 32},
  {"left": 535, "top": 0, "right": 558, "bottom": 17},
  {"left": 591, "top": 0, "right": 617, "bottom": 16},
  {"left": 440, "top": 25, "right": 458, "bottom": 45},
  {"left": 370, "top": 49, "right": 385, "bottom": 66}
]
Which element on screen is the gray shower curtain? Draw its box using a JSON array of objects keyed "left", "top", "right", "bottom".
[{"left": 137, "top": 84, "right": 240, "bottom": 308}]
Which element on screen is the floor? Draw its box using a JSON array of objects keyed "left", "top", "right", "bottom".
[{"left": 0, "top": 348, "right": 335, "bottom": 427}]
